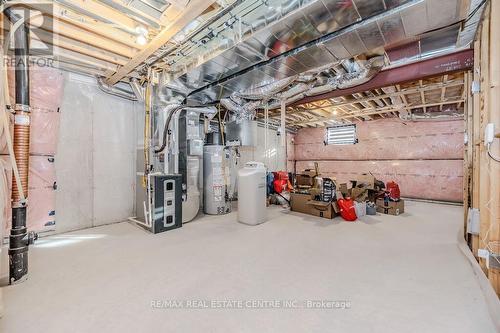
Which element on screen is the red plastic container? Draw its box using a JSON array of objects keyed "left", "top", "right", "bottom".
[
  {"left": 337, "top": 198, "right": 357, "bottom": 221},
  {"left": 273, "top": 171, "right": 289, "bottom": 194},
  {"left": 386, "top": 181, "right": 401, "bottom": 201}
]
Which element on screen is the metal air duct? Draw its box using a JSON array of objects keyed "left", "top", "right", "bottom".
[{"left": 96, "top": 77, "right": 138, "bottom": 101}]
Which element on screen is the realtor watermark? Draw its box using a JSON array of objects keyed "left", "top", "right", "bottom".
[
  {"left": 151, "top": 299, "right": 352, "bottom": 310},
  {"left": 2, "top": 1, "right": 55, "bottom": 68}
]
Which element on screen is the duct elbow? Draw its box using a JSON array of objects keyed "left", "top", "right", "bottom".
[{"left": 96, "top": 77, "right": 138, "bottom": 101}]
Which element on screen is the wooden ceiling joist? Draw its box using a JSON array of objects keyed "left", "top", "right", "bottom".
[
  {"left": 56, "top": 0, "right": 142, "bottom": 32},
  {"left": 31, "top": 29, "right": 129, "bottom": 66},
  {"left": 37, "top": 16, "right": 138, "bottom": 58},
  {"left": 106, "top": 0, "right": 217, "bottom": 85},
  {"left": 24, "top": 2, "right": 144, "bottom": 49},
  {"left": 259, "top": 72, "right": 467, "bottom": 128}
]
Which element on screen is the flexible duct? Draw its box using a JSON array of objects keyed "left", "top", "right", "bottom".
[
  {"left": 276, "top": 82, "right": 311, "bottom": 100},
  {"left": 222, "top": 55, "right": 385, "bottom": 117},
  {"left": 336, "top": 56, "right": 385, "bottom": 89},
  {"left": 96, "top": 77, "right": 137, "bottom": 101},
  {"left": 235, "top": 76, "right": 296, "bottom": 100},
  {"left": 4, "top": 6, "right": 34, "bottom": 284},
  {"left": 399, "top": 111, "right": 464, "bottom": 121}
]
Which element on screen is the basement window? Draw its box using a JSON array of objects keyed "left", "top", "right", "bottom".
[{"left": 325, "top": 124, "right": 358, "bottom": 145}]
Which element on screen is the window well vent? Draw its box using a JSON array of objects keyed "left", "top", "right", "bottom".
[{"left": 325, "top": 124, "right": 357, "bottom": 145}]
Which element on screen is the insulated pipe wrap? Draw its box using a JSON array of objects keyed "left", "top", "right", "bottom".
[{"left": 11, "top": 109, "right": 30, "bottom": 204}]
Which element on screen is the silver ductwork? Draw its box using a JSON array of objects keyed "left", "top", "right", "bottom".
[
  {"left": 235, "top": 76, "right": 297, "bottom": 100},
  {"left": 219, "top": 55, "right": 385, "bottom": 121},
  {"left": 129, "top": 79, "right": 145, "bottom": 101},
  {"left": 398, "top": 110, "right": 464, "bottom": 122},
  {"left": 155, "top": 0, "right": 472, "bottom": 105},
  {"left": 96, "top": 77, "right": 138, "bottom": 101}
]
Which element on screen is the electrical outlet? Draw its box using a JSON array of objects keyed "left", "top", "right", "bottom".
[
  {"left": 485, "top": 123, "right": 495, "bottom": 146},
  {"left": 478, "top": 248, "right": 490, "bottom": 269}
]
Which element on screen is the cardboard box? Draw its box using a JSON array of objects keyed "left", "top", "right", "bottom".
[
  {"left": 296, "top": 174, "right": 314, "bottom": 187},
  {"left": 290, "top": 193, "right": 311, "bottom": 214},
  {"left": 351, "top": 187, "right": 368, "bottom": 202},
  {"left": 306, "top": 200, "right": 334, "bottom": 219},
  {"left": 376, "top": 198, "right": 405, "bottom": 216},
  {"left": 303, "top": 169, "right": 317, "bottom": 178},
  {"left": 367, "top": 189, "right": 384, "bottom": 203},
  {"left": 290, "top": 193, "right": 336, "bottom": 219},
  {"left": 352, "top": 174, "right": 376, "bottom": 190},
  {"left": 338, "top": 183, "right": 349, "bottom": 196}
]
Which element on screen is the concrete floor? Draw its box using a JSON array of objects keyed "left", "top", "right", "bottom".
[{"left": 0, "top": 201, "right": 497, "bottom": 332}]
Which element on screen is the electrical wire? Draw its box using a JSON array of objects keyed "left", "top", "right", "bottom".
[
  {"left": 487, "top": 143, "right": 500, "bottom": 162},
  {"left": 143, "top": 82, "right": 151, "bottom": 188},
  {"left": 217, "top": 85, "right": 225, "bottom": 145}
]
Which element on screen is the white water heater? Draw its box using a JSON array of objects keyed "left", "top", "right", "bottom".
[
  {"left": 203, "top": 145, "right": 231, "bottom": 215},
  {"left": 237, "top": 162, "right": 267, "bottom": 225}
]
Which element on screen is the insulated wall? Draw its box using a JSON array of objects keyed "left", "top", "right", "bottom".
[
  {"left": 55, "top": 73, "right": 138, "bottom": 233},
  {"left": 237, "top": 126, "right": 289, "bottom": 171},
  {"left": 293, "top": 119, "right": 464, "bottom": 202},
  {"left": 1, "top": 66, "right": 64, "bottom": 233}
]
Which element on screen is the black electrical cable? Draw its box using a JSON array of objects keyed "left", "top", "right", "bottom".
[
  {"left": 276, "top": 192, "right": 290, "bottom": 205},
  {"left": 154, "top": 106, "right": 181, "bottom": 154}
]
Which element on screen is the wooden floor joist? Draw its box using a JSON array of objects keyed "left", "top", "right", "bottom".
[{"left": 105, "top": 0, "right": 216, "bottom": 85}]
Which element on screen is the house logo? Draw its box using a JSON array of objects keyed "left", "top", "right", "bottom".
[{"left": 2, "top": 1, "right": 54, "bottom": 66}]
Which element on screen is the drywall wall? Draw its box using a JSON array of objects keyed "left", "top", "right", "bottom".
[
  {"left": 55, "top": 72, "right": 138, "bottom": 233},
  {"left": 293, "top": 118, "right": 464, "bottom": 202}
]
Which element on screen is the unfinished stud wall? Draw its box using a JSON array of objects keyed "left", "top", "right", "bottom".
[
  {"left": 55, "top": 72, "right": 138, "bottom": 233},
  {"left": 466, "top": 2, "right": 500, "bottom": 296},
  {"left": 293, "top": 118, "right": 464, "bottom": 202}
]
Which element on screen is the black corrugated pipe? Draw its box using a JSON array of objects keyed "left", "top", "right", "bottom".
[{"left": 4, "top": 5, "right": 37, "bottom": 284}]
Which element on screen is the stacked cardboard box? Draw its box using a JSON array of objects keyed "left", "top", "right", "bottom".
[
  {"left": 290, "top": 193, "right": 339, "bottom": 219},
  {"left": 291, "top": 170, "right": 405, "bottom": 219},
  {"left": 376, "top": 198, "right": 405, "bottom": 216}
]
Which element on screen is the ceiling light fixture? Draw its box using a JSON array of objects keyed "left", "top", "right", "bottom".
[
  {"left": 135, "top": 25, "right": 149, "bottom": 45},
  {"left": 137, "top": 35, "right": 148, "bottom": 46}
]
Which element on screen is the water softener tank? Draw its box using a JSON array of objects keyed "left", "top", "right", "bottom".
[
  {"left": 238, "top": 162, "right": 267, "bottom": 225},
  {"left": 203, "top": 145, "right": 231, "bottom": 215}
]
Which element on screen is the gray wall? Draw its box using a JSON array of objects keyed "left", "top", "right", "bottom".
[{"left": 55, "top": 72, "right": 138, "bottom": 233}]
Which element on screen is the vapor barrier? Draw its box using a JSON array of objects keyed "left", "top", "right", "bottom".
[{"left": 1, "top": 66, "right": 64, "bottom": 232}]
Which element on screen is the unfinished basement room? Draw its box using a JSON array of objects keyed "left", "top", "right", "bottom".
[{"left": 0, "top": 0, "right": 500, "bottom": 332}]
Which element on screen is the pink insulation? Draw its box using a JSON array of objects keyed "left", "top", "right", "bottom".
[
  {"left": 7, "top": 66, "right": 64, "bottom": 110},
  {"left": 292, "top": 119, "right": 464, "bottom": 202},
  {"left": 294, "top": 119, "right": 464, "bottom": 161},
  {"left": 1, "top": 66, "right": 63, "bottom": 232},
  {"left": 1, "top": 155, "right": 57, "bottom": 232},
  {"left": 2, "top": 67, "right": 63, "bottom": 155},
  {"left": 295, "top": 160, "right": 463, "bottom": 202},
  {"left": 0, "top": 107, "right": 60, "bottom": 156}
]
